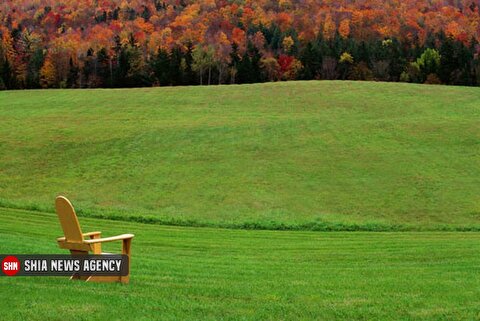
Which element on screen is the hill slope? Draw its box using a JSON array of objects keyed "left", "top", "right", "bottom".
[{"left": 0, "top": 81, "right": 479, "bottom": 230}]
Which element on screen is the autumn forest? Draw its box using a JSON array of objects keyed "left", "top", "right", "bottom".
[{"left": 1, "top": 0, "right": 480, "bottom": 89}]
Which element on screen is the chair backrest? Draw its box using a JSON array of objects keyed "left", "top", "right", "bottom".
[{"left": 55, "top": 196, "right": 84, "bottom": 243}]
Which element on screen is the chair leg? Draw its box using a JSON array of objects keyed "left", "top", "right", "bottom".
[
  {"left": 89, "top": 234, "right": 102, "bottom": 254},
  {"left": 120, "top": 238, "right": 132, "bottom": 284},
  {"left": 69, "top": 250, "right": 89, "bottom": 281}
]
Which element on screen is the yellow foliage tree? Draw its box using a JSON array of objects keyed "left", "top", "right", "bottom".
[
  {"left": 339, "top": 52, "right": 354, "bottom": 64},
  {"left": 282, "top": 36, "right": 294, "bottom": 53},
  {"left": 261, "top": 57, "right": 281, "bottom": 81},
  {"left": 323, "top": 14, "right": 336, "bottom": 40},
  {"left": 339, "top": 19, "right": 351, "bottom": 38},
  {"left": 40, "top": 55, "right": 56, "bottom": 88}
]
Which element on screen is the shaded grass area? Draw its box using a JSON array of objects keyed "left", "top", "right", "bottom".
[
  {"left": 1, "top": 208, "right": 480, "bottom": 320},
  {"left": 1, "top": 81, "right": 479, "bottom": 230},
  {"left": 1, "top": 202, "right": 480, "bottom": 232}
]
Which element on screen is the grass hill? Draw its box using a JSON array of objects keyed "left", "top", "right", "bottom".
[
  {"left": 0, "top": 81, "right": 479, "bottom": 230},
  {"left": 1, "top": 81, "right": 480, "bottom": 320}
]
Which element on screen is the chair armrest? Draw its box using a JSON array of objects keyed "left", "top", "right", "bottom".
[
  {"left": 83, "top": 231, "right": 102, "bottom": 237},
  {"left": 83, "top": 234, "right": 134, "bottom": 244},
  {"left": 57, "top": 231, "right": 102, "bottom": 242}
]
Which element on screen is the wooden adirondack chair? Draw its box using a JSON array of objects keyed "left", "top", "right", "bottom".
[{"left": 55, "top": 195, "right": 134, "bottom": 283}]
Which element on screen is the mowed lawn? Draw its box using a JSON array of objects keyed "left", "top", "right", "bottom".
[
  {"left": 0, "top": 81, "right": 479, "bottom": 230},
  {"left": 0, "top": 207, "right": 479, "bottom": 320}
]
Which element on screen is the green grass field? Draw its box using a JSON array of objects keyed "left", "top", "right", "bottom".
[
  {"left": 0, "top": 81, "right": 479, "bottom": 230},
  {"left": 1, "top": 207, "right": 480, "bottom": 320},
  {"left": 1, "top": 81, "right": 479, "bottom": 320}
]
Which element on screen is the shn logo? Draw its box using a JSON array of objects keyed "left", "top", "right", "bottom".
[{"left": 2, "top": 256, "right": 20, "bottom": 276}]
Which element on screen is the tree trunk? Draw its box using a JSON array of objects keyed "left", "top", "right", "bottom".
[{"left": 109, "top": 59, "right": 113, "bottom": 86}]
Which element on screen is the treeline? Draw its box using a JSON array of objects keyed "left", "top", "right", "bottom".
[
  {"left": 1, "top": 30, "right": 479, "bottom": 89},
  {"left": 2, "top": 0, "right": 480, "bottom": 89}
]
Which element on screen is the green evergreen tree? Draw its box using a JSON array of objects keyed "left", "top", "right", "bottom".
[
  {"left": 299, "top": 42, "right": 322, "bottom": 79},
  {"left": 152, "top": 48, "right": 170, "bottom": 86},
  {"left": 67, "top": 57, "right": 79, "bottom": 88}
]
